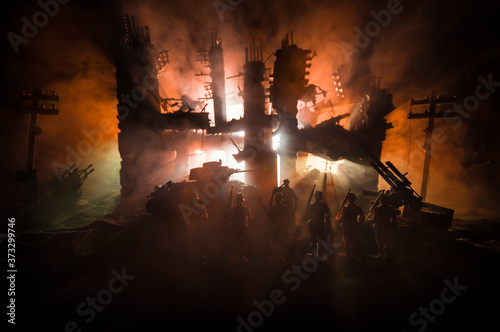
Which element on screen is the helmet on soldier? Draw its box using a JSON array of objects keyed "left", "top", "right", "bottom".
[
  {"left": 235, "top": 193, "right": 244, "bottom": 203},
  {"left": 314, "top": 190, "right": 322, "bottom": 200}
]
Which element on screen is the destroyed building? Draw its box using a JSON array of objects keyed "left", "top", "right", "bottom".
[{"left": 112, "top": 17, "right": 398, "bottom": 215}]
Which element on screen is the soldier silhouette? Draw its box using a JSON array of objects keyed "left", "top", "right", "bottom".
[
  {"left": 186, "top": 193, "right": 209, "bottom": 264},
  {"left": 229, "top": 193, "right": 252, "bottom": 263},
  {"left": 274, "top": 179, "right": 298, "bottom": 227},
  {"left": 267, "top": 192, "right": 291, "bottom": 261},
  {"left": 305, "top": 190, "right": 332, "bottom": 257},
  {"left": 368, "top": 194, "right": 398, "bottom": 259},
  {"left": 336, "top": 193, "right": 365, "bottom": 258}
]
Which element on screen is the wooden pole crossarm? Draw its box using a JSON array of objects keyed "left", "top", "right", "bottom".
[
  {"left": 20, "top": 107, "right": 59, "bottom": 115},
  {"left": 408, "top": 111, "right": 458, "bottom": 119},
  {"left": 410, "top": 97, "right": 430, "bottom": 105},
  {"left": 411, "top": 96, "right": 457, "bottom": 106}
]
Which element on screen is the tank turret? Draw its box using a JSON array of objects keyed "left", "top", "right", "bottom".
[{"left": 188, "top": 160, "right": 247, "bottom": 183}]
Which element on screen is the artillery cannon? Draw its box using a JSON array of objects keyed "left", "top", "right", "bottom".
[
  {"left": 353, "top": 134, "right": 425, "bottom": 211},
  {"left": 33, "top": 163, "right": 95, "bottom": 223},
  {"left": 368, "top": 159, "right": 425, "bottom": 211},
  {"left": 47, "top": 163, "right": 94, "bottom": 208},
  {"left": 361, "top": 156, "right": 456, "bottom": 230}
]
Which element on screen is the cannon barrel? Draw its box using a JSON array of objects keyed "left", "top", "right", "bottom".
[
  {"left": 355, "top": 136, "right": 425, "bottom": 210},
  {"left": 385, "top": 161, "right": 411, "bottom": 187}
]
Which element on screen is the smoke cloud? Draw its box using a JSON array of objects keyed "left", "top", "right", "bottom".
[{"left": 2, "top": 0, "right": 499, "bottom": 220}]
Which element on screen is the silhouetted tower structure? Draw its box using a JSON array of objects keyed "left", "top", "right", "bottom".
[
  {"left": 115, "top": 15, "right": 164, "bottom": 212},
  {"left": 197, "top": 30, "right": 227, "bottom": 129},
  {"left": 210, "top": 31, "right": 227, "bottom": 127},
  {"left": 243, "top": 42, "right": 276, "bottom": 188},
  {"left": 347, "top": 77, "right": 395, "bottom": 193},
  {"left": 18, "top": 87, "right": 59, "bottom": 207},
  {"left": 269, "top": 32, "right": 313, "bottom": 180}
]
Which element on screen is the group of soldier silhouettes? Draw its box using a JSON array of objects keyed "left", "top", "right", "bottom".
[{"left": 186, "top": 179, "right": 399, "bottom": 264}]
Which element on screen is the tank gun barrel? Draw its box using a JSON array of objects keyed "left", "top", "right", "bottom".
[{"left": 228, "top": 168, "right": 259, "bottom": 174}]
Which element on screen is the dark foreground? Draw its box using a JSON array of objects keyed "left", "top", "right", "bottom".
[{"left": 4, "top": 213, "right": 500, "bottom": 332}]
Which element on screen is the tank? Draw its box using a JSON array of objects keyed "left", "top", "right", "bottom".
[{"left": 145, "top": 161, "right": 260, "bottom": 224}]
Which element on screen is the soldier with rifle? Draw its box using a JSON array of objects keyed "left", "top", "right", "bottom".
[
  {"left": 216, "top": 186, "right": 233, "bottom": 261},
  {"left": 186, "top": 192, "right": 209, "bottom": 264},
  {"left": 229, "top": 193, "right": 252, "bottom": 263},
  {"left": 267, "top": 192, "right": 291, "bottom": 261},
  {"left": 304, "top": 190, "right": 332, "bottom": 257},
  {"left": 336, "top": 190, "right": 365, "bottom": 258},
  {"left": 367, "top": 193, "right": 399, "bottom": 259},
  {"left": 273, "top": 179, "right": 298, "bottom": 227}
]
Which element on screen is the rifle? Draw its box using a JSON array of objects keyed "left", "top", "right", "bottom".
[
  {"left": 302, "top": 184, "right": 316, "bottom": 222},
  {"left": 223, "top": 186, "right": 234, "bottom": 225},
  {"left": 269, "top": 186, "right": 276, "bottom": 208},
  {"left": 366, "top": 189, "right": 385, "bottom": 221},
  {"left": 335, "top": 188, "right": 351, "bottom": 221}
]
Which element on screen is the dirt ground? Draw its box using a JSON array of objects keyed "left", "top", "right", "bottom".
[{"left": 5, "top": 215, "right": 500, "bottom": 332}]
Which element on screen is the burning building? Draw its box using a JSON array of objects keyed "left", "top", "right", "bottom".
[
  {"left": 112, "top": 14, "right": 398, "bottom": 215},
  {"left": 3, "top": 2, "right": 500, "bottom": 332}
]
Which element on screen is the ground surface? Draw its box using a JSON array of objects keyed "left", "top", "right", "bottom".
[{"left": 4, "top": 212, "right": 500, "bottom": 332}]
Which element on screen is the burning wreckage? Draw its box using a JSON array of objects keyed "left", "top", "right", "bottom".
[
  {"left": 110, "top": 17, "right": 453, "bottom": 228},
  {"left": 17, "top": 15, "right": 452, "bottom": 230},
  {"left": 6, "top": 4, "right": 500, "bottom": 332}
]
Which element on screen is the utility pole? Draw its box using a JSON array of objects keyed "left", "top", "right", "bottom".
[
  {"left": 18, "top": 87, "right": 59, "bottom": 207},
  {"left": 408, "top": 92, "right": 457, "bottom": 200}
]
